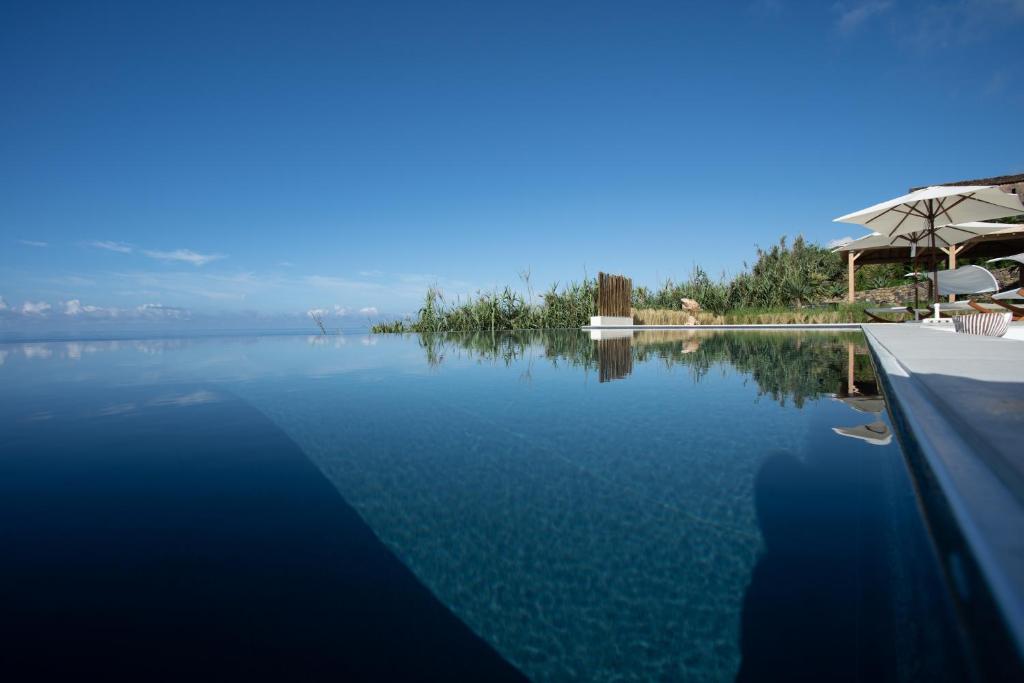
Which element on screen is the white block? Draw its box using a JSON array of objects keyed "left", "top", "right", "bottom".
[{"left": 589, "top": 316, "right": 633, "bottom": 327}]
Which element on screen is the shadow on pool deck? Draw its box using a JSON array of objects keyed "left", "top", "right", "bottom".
[{"left": 0, "top": 386, "right": 524, "bottom": 681}]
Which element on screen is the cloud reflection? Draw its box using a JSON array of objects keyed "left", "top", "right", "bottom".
[{"left": 21, "top": 344, "right": 53, "bottom": 360}]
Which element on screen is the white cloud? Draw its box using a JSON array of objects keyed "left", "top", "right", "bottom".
[
  {"left": 278, "top": 261, "right": 295, "bottom": 267},
  {"left": 142, "top": 248, "right": 225, "bottom": 266},
  {"left": 358, "top": 306, "right": 379, "bottom": 316},
  {"left": 834, "top": 1, "right": 892, "bottom": 33},
  {"left": 845, "top": 0, "right": 1024, "bottom": 50},
  {"left": 151, "top": 390, "right": 221, "bottom": 407},
  {"left": 63, "top": 299, "right": 117, "bottom": 316},
  {"left": 827, "top": 236, "right": 856, "bottom": 248},
  {"left": 18, "top": 239, "right": 48, "bottom": 247},
  {"left": 98, "top": 403, "right": 137, "bottom": 415},
  {"left": 307, "top": 304, "right": 353, "bottom": 318},
  {"left": 21, "top": 301, "right": 51, "bottom": 315},
  {"left": 56, "top": 299, "right": 188, "bottom": 319},
  {"left": 90, "top": 240, "right": 133, "bottom": 253}
]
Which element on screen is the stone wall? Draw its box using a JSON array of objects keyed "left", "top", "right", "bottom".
[{"left": 834, "top": 267, "right": 1019, "bottom": 305}]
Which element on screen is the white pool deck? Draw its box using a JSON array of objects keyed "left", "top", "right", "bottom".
[{"left": 862, "top": 323, "right": 1024, "bottom": 657}]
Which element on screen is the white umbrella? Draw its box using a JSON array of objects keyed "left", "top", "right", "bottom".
[
  {"left": 832, "top": 221, "right": 1019, "bottom": 252},
  {"left": 833, "top": 222, "right": 1019, "bottom": 308},
  {"left": 834, "top": 186, "right": 1024, "bottom": 302}
]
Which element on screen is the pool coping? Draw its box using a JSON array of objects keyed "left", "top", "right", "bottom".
[
  {"left": 862, "top": 324, "right": 1024, "bottom": 669},
  {"left": 581, "top": 323, "right": 862, "bottom": 330}
]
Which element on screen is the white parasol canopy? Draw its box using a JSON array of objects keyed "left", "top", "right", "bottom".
[
  {"left": 832, "top": 222, "right": 1021, "bottom": 252},
  {"left": 834, "top": 186, "right": 1024, "bottom": 238}
]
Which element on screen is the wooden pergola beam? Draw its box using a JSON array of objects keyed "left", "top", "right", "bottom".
[
  {"left": 847, "top": 250, "right": 862, "bottom": 303},
  {"left": 940, "top": 244, "right": 965, "bottom": 302}
]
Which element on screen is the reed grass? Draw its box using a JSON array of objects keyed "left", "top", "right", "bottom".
[
  {"left": 368, "top": 235, "right": 886, "bottom": 333},
  {"left": 631, "top": 305, "right": 869, "bottom": 325},
  {"left": 371, "top": 279, "right": 597, "bottom": 333}
]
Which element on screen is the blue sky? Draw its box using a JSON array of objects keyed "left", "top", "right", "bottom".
[{"left": 2, "top": 0, "right": 1022, "bottom": 332}]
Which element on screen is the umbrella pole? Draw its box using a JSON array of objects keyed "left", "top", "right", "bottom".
[
  {"left": 912, "top": 253, "right": 919, "bottom": 312},
  {"left": 929, "top": 206, "right": 939, "bottom": 306},
  {"left": 930, "top": 230, "right": 937, "bottom": 304}
]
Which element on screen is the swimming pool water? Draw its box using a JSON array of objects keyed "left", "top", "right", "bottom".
[{"left": 0, "top": 330, "right": 970, "bottom": 680}]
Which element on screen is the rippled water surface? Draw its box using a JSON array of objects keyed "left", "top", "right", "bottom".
[{"left": 0, "top": 330, "right": 970, "bottom": 681}]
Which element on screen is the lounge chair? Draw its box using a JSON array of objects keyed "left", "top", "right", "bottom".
[
  {"left": 863, "top": 306, "right": 930, "bottom": 323},
  {"left": 918, "top": 265, "right": 999, "bottom": 319},
  {"left": 986, "top": 253, "right": 1024, "bottom": 319},
  {"left": 989, "top": 287, "right": 1024, "bottom": 319}
]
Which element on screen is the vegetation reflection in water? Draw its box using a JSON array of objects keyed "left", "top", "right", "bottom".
[
  {"left": 415, "top": 328, "right": 891, "bottom": 445},
  {"left": 415, "top": 328, "right": 877, "bottom": 406}
]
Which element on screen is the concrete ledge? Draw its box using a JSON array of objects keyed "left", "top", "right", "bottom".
[
  {"left": 588, "top": 316, "right": 633, "bottom": 327},
  {"left": 863, "top": 324, "right": 1024, "bottom": 669},
  {"left": 581, "top": 323, "right": 862, "bottom": 330}
]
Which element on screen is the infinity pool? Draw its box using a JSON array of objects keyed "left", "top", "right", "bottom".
[{"left": 0, "top": 330, "right": 970, "bottom": 680}]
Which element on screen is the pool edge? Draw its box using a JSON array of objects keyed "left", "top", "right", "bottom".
[{"left": 863, "top": 324, "right": 1024, "bottom": 679}]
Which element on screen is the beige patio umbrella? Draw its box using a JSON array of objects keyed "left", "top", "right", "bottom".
[
  {"left": 834, "top": 221, "right": 1021, "bottom": 252},
  {"left": 834, "top": 186, "right": 1024, "bottom": 303}
]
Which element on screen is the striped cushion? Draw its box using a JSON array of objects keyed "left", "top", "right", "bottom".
[{"left": 952, "top": 312, "right": 1011, "bottom": 337}]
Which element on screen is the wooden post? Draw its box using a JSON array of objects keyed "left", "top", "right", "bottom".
[
  {"left": 847, "top": 251, "right": 861, "bottom": 303},
  {"left": 847, "top": 342, "right": 856, "bottom": 396},
  {"left": 942, "top": 245, "right": 962, "bottom": 303},
  {"left": 597, "top": 272, "right": 632, "bottom": 318}
]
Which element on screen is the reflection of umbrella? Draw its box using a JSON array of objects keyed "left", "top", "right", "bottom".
[
  {"left": 833, "top": 395, "right": 885, "bottom": 414},
  {"left": 835, "top": 186, "right": 1024, "bottom": 303},
  {"left": 832, "top": 422, "right": 892, "bottom": 446}
]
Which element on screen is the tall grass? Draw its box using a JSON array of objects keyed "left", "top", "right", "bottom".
[
  {"left": 369, "top": 235, "right": 885, "bottom": 333},
  {"left": 632, "top": 236, "right": 849, "bottom": 314},
  {"left": 632, "top": 304, "right": 869, "bottom": 325},
  {"left": 371, "top": 279, "right": 597, "bottom": 333}
]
